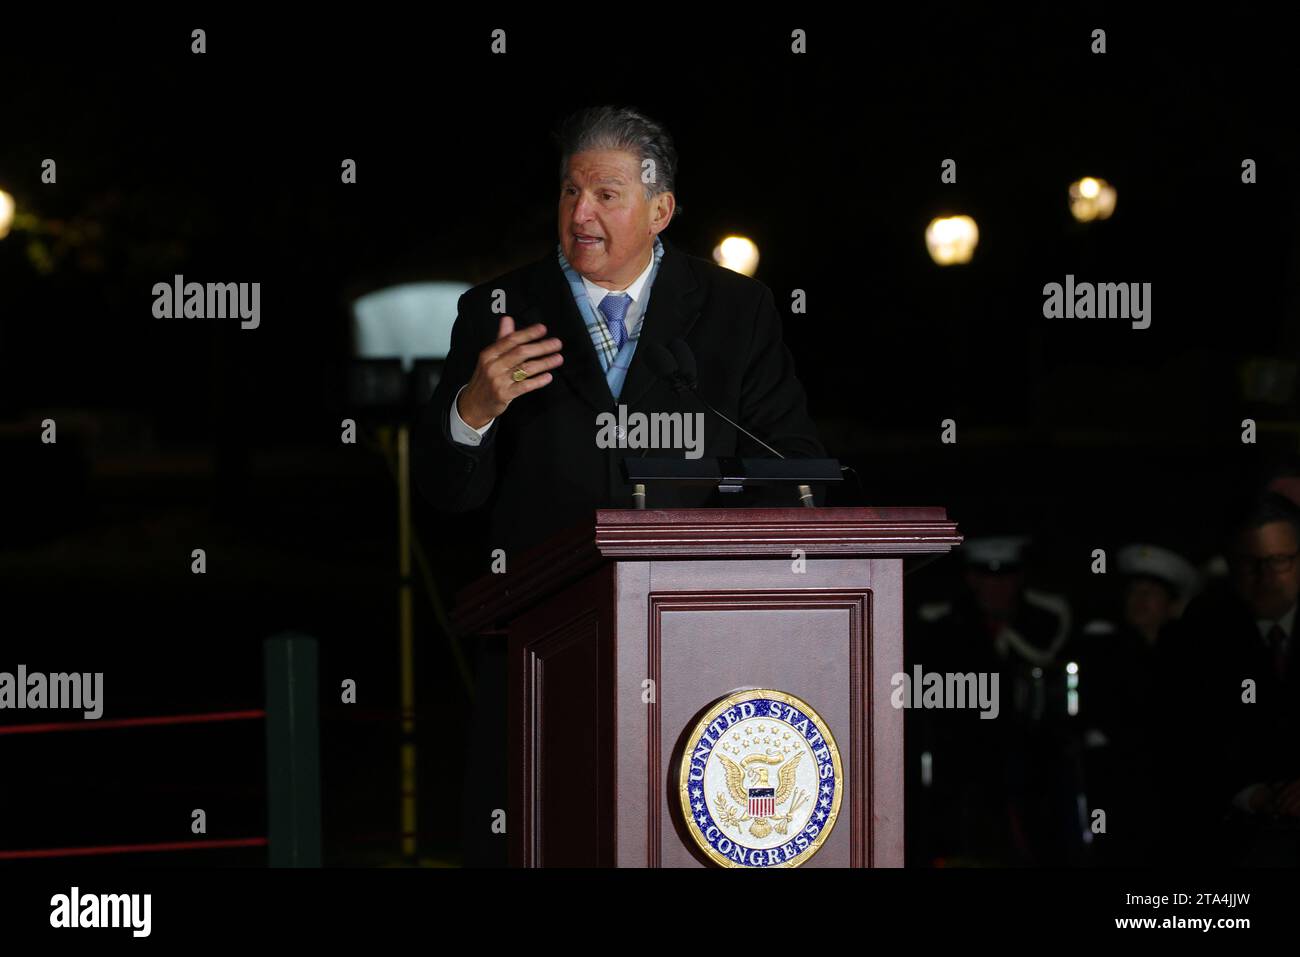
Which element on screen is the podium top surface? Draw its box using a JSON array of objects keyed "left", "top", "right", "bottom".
[{"left": 450, "top": 506, "right": 961, "bottom": 636}]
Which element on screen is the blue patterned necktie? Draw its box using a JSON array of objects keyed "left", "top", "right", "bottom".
[
  {"left": 1268, "top": 623, "right": 1288, "bottom": 681},
  {"left": 598, "top": 292, "right": 631, "bottom": 352}
]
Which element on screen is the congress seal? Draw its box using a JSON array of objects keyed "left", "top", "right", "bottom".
[{"left": 679, "top": 688, "right": 843, "bottom": 867}]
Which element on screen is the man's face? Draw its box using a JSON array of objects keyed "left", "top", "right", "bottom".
[
  {"left": 558, "top": 149, "right": 672, "bottom": 290},
  {"left": 1230, "top": 520, "right": 1300, "bottom": 621},
  {"left": 1123, "top": 578, "right": 1178, "bottom": 638}
]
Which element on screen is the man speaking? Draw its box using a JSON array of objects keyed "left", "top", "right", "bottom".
[
  {"left": 412, "top": 106, "right": 827, "bottom": 865},
  {"left": 413, "top": 105, "right": 825, "bottom": 564}
]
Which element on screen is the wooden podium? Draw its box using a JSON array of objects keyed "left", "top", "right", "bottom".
[{"left": 451, "top": 506, "right": 960, "bottom": 867}]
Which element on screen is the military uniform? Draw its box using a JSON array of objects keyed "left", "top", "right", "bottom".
[
  {"left": 1067, "top": 543, "right": 1199, "bottom": 865},
  {"left": 908, "top": 537, "right": 1080, "bottom": 866}
]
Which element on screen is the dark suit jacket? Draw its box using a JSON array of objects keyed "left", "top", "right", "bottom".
[
  {"left": 1172, "top": 586, "right": 1300, "bottom": 808},
  {"left": 411, "top": 236, "right": 826, "bottom": 561}
]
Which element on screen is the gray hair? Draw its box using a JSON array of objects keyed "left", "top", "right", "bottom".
[{"left": 554, "top": 105, "right": 680, "bottom": 210}]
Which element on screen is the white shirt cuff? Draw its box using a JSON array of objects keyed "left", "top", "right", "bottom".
[{"left": 449, "top": 384, "right": 495, "bottom": 446}]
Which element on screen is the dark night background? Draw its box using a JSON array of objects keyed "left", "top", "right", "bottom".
[{"left": 1, "top": 11, "right": 1296, "bottom": 866}]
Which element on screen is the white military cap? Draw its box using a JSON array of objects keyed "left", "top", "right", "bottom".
[
  {"left": 1117, "top": 543, "right": 1199, "bottom": 600},
  {"left": 962, "top": 535, "right": 1030, "bottom": 571}
]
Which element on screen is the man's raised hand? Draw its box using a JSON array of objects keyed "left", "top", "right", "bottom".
[{"left": 456, "top": 315, "right": 563, "bottom": 429}]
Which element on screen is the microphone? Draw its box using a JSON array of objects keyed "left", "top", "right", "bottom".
[
  {"left": 644, "top": 343, "right": 684, "bottom": 388},
  {"left": 666, "top": 338, "right": 697, "bottom": 389},
  {"left": 646, "top": 340, "right": 787, "bottom": 460}
]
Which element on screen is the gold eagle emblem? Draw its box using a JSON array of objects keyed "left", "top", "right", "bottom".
[{"left": 713, "top": 749, "right": 809, "bottom": 839}]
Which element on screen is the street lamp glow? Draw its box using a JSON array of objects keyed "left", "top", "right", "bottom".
[
  {"left": 712, "top": 235, "right": 760, "bottom": 276},
  {"left": 0, "top": 191, "right": 14, "bottom": 239},
  {"left": 925, "top": 215, "right": 979, "bottom": 265},
  {"left": 1069, "top": 176, "right": 1117, "bottom": 222}
]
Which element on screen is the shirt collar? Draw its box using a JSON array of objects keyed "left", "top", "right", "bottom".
[
  {"left": 579, "top": 240, "right": 658, "bottom": 306},
  {"left": 1258, "top": 602, "right": 1297, "bottom": 642}
]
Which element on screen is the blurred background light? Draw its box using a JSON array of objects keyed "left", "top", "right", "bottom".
[
  {"left": 1068, "top": 176, "right": 1117, "bottom": 222},
  {"left": 350, "top": 281, "right": 470, "bottom": 368},
  {"left": 711, "top": 235, "right": 760, "bottom": 276},
  {"left": 0, "top": 190, "right": 15, "bottom": 239},
  {"left": 925, "top": 214, "right": 979, "bottom": 265}
]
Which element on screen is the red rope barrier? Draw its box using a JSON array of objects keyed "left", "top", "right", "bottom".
[
  {"left": 0, "top": 837, "right": 268, "bottom": 861},
  {"left": 0, "top": 709, "right": 266, "bottom": 736}
]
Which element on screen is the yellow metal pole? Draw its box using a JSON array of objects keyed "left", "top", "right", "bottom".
[{"left": 398, "top": 425, "right": 417, "bottom": 861}]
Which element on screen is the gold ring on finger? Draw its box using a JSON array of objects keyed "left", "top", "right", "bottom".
[{"left": 511, "top": 365, "right": 530, "bottom": 382}]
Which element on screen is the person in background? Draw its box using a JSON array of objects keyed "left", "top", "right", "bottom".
[
  {"left": 1070, "top": 543, "right": 1199, "bottom": 865},
  {"left": 911, "top": 535, "right": 1079, "bottom": 865},
  {"left": 1164, "top": 492, "right": 1300, "bottom": 865}
]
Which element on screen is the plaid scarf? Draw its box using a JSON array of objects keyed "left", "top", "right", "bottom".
[{"left": 556, "top": 235, "right": 664, "bottom": 399}]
